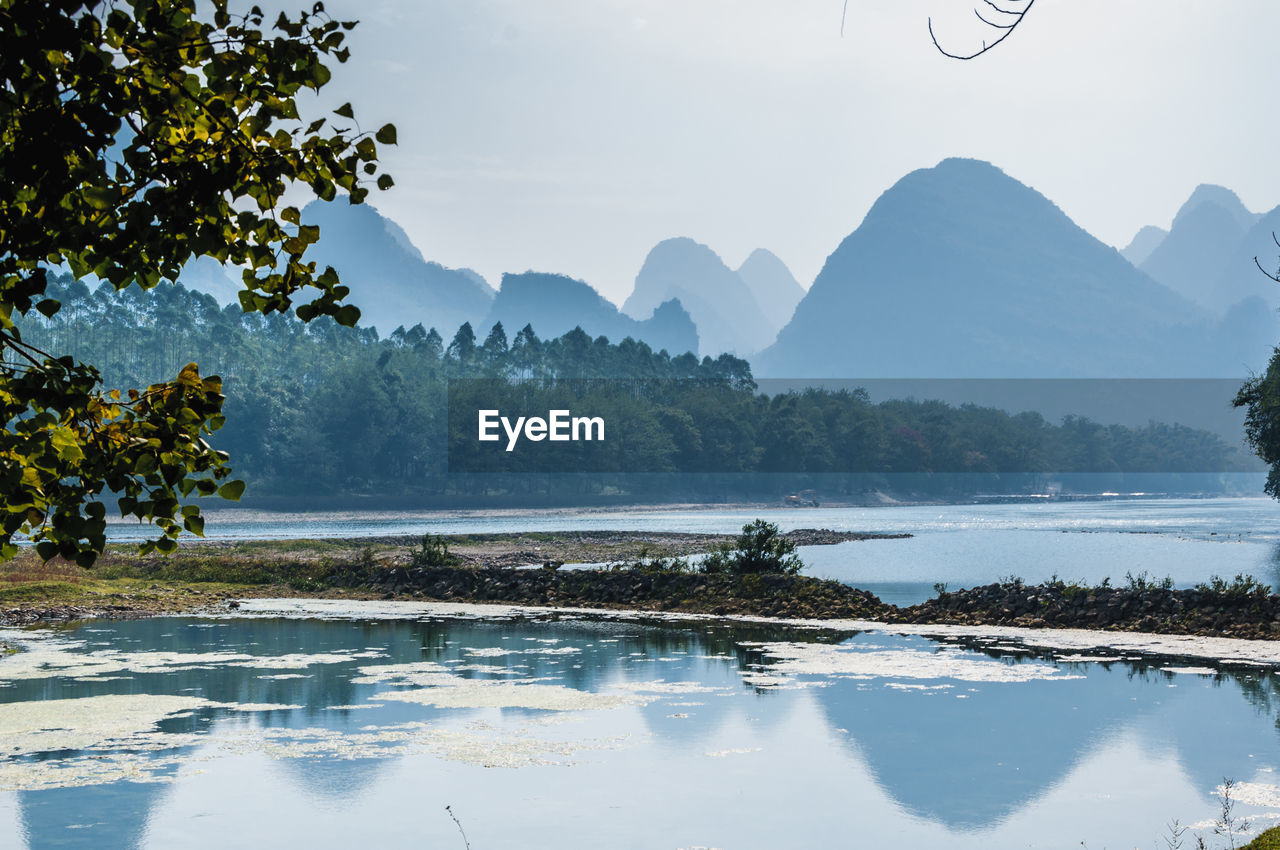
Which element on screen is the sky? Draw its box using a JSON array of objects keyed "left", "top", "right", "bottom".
[{"left": 304, "top": 0, "right": 1280, "bottom": 305}]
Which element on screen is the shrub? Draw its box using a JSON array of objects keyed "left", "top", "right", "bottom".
[
  {"left": 700, "top": 520, "right": 802, "bottom": 576},
  {"left": 410, "top": 535, "right": 460, "bottom": 568},
  {"left": 1125, "top": 570, "right": 1174, "bottom": 591},
  {"left": 1196, "top": 573, "right": 1272, "bottom": 597},
  {"left": 626, "top": 545, "right": 693, "bottom": 574}
]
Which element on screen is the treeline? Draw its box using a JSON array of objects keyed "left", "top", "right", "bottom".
[{"left": 11, "top": 276, "right": 1260, "bottom": 504}]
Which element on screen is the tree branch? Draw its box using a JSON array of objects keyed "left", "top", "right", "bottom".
[{"left": 929, "top": 0, "right": 1037, "bottom": 60}]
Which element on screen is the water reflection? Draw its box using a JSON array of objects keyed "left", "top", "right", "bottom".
[{"left": 1, "top": 611, "right": 1279, "bottom": 849}]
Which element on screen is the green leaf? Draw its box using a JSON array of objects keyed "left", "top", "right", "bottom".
[
  {"left": 377, "top": 174, "right": 394, "bottom": 190},
  {"left": 334, "top": 102, "right": 354, "bottom": 119},
  {"left": 217, "top": 480, "right": 246, "bottom": 501},
  {"left": 183, "top": 514, "right": 206, "bottom": 537},
  {"left": 334, "top": 304, "right": 360, "bottom": 326},
  {"left": 375, "top": 123, "right": 397, "bottom": 145},
  {"left": 82, "top": 186, "right": 116, "bottom": 210}
]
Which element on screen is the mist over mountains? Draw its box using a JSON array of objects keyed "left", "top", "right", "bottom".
[
  {"left": 624, "top": 237, "right": 778, "bottom": 356},
  {"left": 484, "top": 272, "right": 698, "bottom": 356},
  {"left": 297, "top": 201, "right": 496, "bottom": 337},
  {"left": 1136, "top": 184, "right": 1269, "bottom": 313},
  {"left": 177, "top": 159, "right": 1280, "bottom": 380},
  {"left": 755, "top": 158, "right": 1277, "bottom": 378},
  {"left": 736, "top": 248, "right": 806, "bottom": 337}
]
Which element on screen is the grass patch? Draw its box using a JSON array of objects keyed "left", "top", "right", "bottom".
[
  {"left": 1245, "top": 826, "right": 1280, "bottom": 849},
  {"left": 0, "top": 581, "right": 93, "bottom": 604}
]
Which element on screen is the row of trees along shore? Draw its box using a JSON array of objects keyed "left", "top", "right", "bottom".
[{"left": 11, "top": 276, "right": 1258, "bottom": 505}]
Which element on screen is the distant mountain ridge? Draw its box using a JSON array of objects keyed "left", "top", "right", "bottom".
[
  {"left": 624, "top": 237, "right": 777, "bottom": 356},
  {"left": 175, "top": 172, "right": 1279, "bottom": 378},
  {"left": 1138, "top": 185, "right": 1263, "bottom": 313},
  {"left": 1120, "top": 225, "right": 1167, "bottom": 266},
  {"left": 736, "top": 248, "right": 806, "bottom": 336},
  {"left": 755, "top": 158, "right": 1276, "bottom": 378},
  {"left": 484, "top": 272, "right": 698, "bottom": 355},
  {"left": 296, "top": 200, "right": 494, "bottom": 337}
]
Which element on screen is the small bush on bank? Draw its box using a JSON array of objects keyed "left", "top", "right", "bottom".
[
  {"left": 701, "top": 520, "right": 802, "bottom": 576},
  {"left": 410, "top": 535, "right": 460, "bottom": 568},
  {"left": 618, "top": 545, "right": 694, "bottom": 574},
  {"left": 1125, "top": 570, "right": 1174, "bottom": 591},
  {"left": 1195, "top": 573, "right": 1272, "bottom": 597}
]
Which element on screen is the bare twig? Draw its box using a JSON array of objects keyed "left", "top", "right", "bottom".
[
  {"left": 928, "top": 0, "right": 1037, "bottom": 60},
  {"left": 445, "top": 805, "right": 472, "bottom": 850},
  {"left": 1254, "top": 232, "right": 1280, "bottom": 283},
  {"left": 1213, "top": 778, "right": 1251, "bottom": 850}
]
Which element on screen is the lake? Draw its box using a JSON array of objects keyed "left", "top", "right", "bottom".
[{"left": 2, "top": 600, "right": 1280, "bottom": 849}]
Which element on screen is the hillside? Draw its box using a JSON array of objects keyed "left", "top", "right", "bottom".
[
  {"left": 755, "top": 159, "right": 1272, "bottom": 378},
  {"left": 484, "top": 272, "right": 699, "bottom": 355},
  {"left": 298, "top": 200, "right": 495, "bottom": 337},
  {"left": 624, "top": 237, "right": 775, "bottom": 356},
  {"left": 1140, "top": 185, "right": 1259, "bottom": 312},
  {"left": 737, "top": 248, "right": 806, "bottom": 335}
]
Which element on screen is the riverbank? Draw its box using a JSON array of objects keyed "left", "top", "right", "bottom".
[
  {"left": 0, "top": 529, "right": 896, "bottom": 624},
  {"left": 5, "top": 530, "right": 1280, "bottom": 640}
]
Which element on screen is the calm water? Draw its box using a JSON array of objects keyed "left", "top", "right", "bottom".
[
  {"left": 109, "top": 497, "right": 1280, "bottom": 606},
  {"left": 2, "top": 602, "right": 1280, "bottom": 849}
]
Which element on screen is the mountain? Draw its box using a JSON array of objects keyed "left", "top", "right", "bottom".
[
  {"left": 1209, "top": 205, "right": 1280, "bottom": 310},
  {"left": 298, "top": 200, "right": 495, "bottom": 336},
  {"left": 736, "top": 248, "right": 806, "bottom": 335},
  {"left": 178, "top": 256, "right": 242, "bottom": 306},
  {"left": 1119, "top": 225, "right": 1167, "bottom": 266},
  {"left": 755, "top": 158, "right": 1274, "bottom": 378},
  {"left": 484, "top": 272, "right": 698, "bottom": 355},
  {"left": 623, "top": 237, "right": 775, "bottom": 356},
  {"left": 1172, "top": 184, "right": 1259, "bottom": 232},
  {"left": 1139, "top": 185, "right": 1260, "bottom": 312}
]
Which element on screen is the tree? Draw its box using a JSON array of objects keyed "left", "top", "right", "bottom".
[
  {"left": 701, "top": 519, "right": 802, "bottom": 576},
  {"left": 0, "top": 0, "right": 396, "bottom": 563},
  {"left": 1236, "top": 235, "right": 1280, "bottom": 497}
]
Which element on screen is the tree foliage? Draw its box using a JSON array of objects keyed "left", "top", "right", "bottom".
[
  {"left": 0, "top": 0, "right": 395, "bottom": 562},
  {"left": 701, "top": 520, "right": 802, "bottom": 576},
  {"left": 20, "top": 278, "right": 1257, "bottom": 505},
  {"left": 1235, "top": 240, "right": 1280, "bottom": 497}
]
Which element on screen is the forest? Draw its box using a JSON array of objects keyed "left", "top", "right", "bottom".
[{"left": 12, "top": 275, "right": 1260, "bottom": 506}]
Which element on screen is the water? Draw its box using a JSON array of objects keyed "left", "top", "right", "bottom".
[
  {"left": 109, "top": 497, "right": 1280, "bottom": 605},
  {"left": 2, "top": 602, "right": 1280, "bottom": 849},
  {"left": 104, "top": 496, "right": 1280, "bottom": 542}
]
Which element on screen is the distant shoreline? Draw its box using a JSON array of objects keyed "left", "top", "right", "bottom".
[{"left": 157, "top": 489, "right": 1270, "bottom": 520}]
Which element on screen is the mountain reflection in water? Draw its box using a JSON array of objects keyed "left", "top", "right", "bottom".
[{"left": 1, "top": 608, "right": 1278, "bottom": 849}]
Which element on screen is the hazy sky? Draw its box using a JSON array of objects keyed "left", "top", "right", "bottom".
[{"left": 307, "top": 0, "right": 1280, "bottom": 305}]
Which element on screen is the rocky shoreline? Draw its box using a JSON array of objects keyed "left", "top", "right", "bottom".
[
  {"left": 367, "top": 565, "right": 888, "bottom": 619},
  {"left": 893, "top": 579, "right": 1280, "bottom": 640},
  {"left": 357, "top": 569, "right": 1280, "bottom": 640},
  {"left": 8, "top": 573, "right": 1280, "bottom": 641},
  {"left": 5, "top": 528, "right": 1280, "bottom": 640}
]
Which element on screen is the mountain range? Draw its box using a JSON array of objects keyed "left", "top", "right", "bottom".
[
  {"left": 483, "top": 272, "right": 698, "bottom": 355},
  {"left": 176, "top": 160, "right": 1280, "bottom": 379},
  {"left": 754, "top": 158, "right": 1277, "bottom": 378},
  {"left": 1134, "top": 184, "right": 1268, "bottom": 313},
  {"left": 623, "top": 238, "right": 781, "bottom": 356},
  {"left": 297, "top": 201, "right": 496, "bottom": 336}
]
